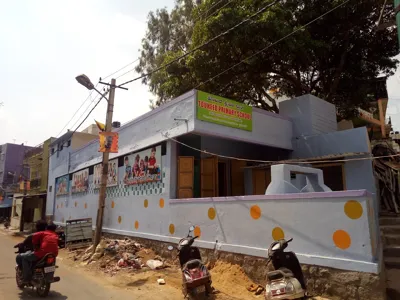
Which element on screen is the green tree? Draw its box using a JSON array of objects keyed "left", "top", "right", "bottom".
[{"left": 136, "top": 0, "right": 398, "bottom": 117}]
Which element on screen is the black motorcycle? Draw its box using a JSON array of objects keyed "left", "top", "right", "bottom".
[
  {"left": 14, "top": 243, "right": 60, "bottom": 297},
  {"left": 168, "top": 226, "right": 213, "bottom": 299},
  {"left": 4, "top": 217, "right": 10, "bottom": 229},
  {"left": 264, "top": 238, "right": 306, "bottom": 300},
  {"left": 56, "top": 226, "right": 65, "bottom": 249}
]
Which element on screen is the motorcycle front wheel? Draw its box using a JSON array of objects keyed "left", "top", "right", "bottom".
[
  {"left": 15, "top": 267, "right": 24, "bottom": 289},
  {"left": 36, "top": 281, "right": 50, "bottom": 298}
]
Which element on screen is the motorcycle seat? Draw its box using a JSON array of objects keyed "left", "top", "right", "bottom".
[
  {"left": 183, "top": 259, "right": 203, "bottom": 270},
  {"left": 279, "top": 267, "right": 294, "bottom": 277}
]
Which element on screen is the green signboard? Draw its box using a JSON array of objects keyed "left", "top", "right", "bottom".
[{"left": 196, "top": 91, "right": 253, "bottom": 131}]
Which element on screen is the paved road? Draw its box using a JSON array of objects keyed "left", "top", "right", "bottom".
[{"left": 0, "top": 232, "right": 137, "bottom": 300}]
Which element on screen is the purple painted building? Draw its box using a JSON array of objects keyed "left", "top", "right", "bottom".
[{"left": 0, "top": 143, "right": 33, "bottom": 190}]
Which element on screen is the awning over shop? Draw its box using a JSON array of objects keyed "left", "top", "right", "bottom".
[{"left": 245, "top": 152, "right": 371, "bottom": 169}]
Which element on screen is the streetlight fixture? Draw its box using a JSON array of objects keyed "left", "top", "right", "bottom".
[{"left": 75, "top": 74, "right": 109, "bottom": 101}]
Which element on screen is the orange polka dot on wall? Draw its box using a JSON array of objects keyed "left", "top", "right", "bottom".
[
  {"left": 135, "top": 221, "right": 139, "bottom": 230},
  {"left": 111, "top": 201, "right": 115, "bottom": 209},
  {"left": 159, "top": 198, "right": 165, "bottom": 208},
  {"left": 272, "top": 227, "right": 285, "bottom": 241},
  {"left": 144, "top": 199, "right": 149, "bottom": 208},
  {"left": 118, "top": 216, "right": 122, "bottom": 224},
  {"left": 74, "top": 201, "right": 77, "bottom": 207},
  {"left": 84, "top": 203, "right": 87, "bottom": 209},
  {"left": 194, "top": 226, "right": 201, "bottom": 238},
  {"left": 250, "top": 205, "right": 261, "bottom": 220},
  {"left": 344, "top": 200, "right": 363, "bottom": 220},
  {"left": 169, "top": 224, "right": 175, "bottom": 235},
  {"left": 208, "top": 207, "right": 216, "bottom": 220},
  {"left": 333, "top": 230, "right": 351, "bottom": 250}
]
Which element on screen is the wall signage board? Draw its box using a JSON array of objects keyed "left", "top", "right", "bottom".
[{"left": 196, "top": 90, "right": 253, "bottom": 131}]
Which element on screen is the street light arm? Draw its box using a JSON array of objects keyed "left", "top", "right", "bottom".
[{"left": 93, "top": 87, "right": 110, "bottom": 102}]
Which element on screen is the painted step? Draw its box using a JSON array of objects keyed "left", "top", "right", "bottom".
[
  {"left": 381, "top": 225, "right": 400, "bottom": 235},
  {"left": 380, "top": 217, "right": 400, "bottom": 226},
  {"left": 385, "top": 257, "right": 400, "bottom": 269},
  {"left": 384, "top": 246, "right": 400, "bottom": 258},
  {"left": 384, "top": 234, "right": 400, "bottom": 246}
]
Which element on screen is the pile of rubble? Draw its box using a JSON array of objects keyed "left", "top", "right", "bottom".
[{"left": 74, "top": 238, "right": 169, "bottom": 278}]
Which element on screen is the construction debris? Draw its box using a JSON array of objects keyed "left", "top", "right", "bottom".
[
  {"left": 157, "top": 278, "right": 166, "bottom": 285},
  {"left": 72, "top": 238, "right": 166, "bottom": 276}
]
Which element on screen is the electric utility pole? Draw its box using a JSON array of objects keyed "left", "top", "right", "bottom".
[{"left": 93, "top": 78, "right": 116, "bottom": 250}]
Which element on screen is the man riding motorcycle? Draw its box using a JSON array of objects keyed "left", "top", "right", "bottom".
[
  {"left": 15, "top": 221, "right": 59, "bottom": 283},
  {"left": 15, "top": 219, "right": 47, "bottom": 253}
]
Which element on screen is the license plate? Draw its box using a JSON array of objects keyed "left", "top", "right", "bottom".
[
  {"left": 195, "top": 285, "right": 206, "bottom": 293},
  {"left": 44, "top": 266, "right": 56, "bottom": 273}
]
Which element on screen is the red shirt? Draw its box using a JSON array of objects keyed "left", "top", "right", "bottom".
[
  {"left": 32, "top": 230, "right": 59, "bottom": 259},
  {"left": 149, "top": 157, "right": 156, "bottom": 167}
]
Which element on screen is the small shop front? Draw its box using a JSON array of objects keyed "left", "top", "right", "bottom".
[{"left": 10, "top": 193, "right": 47, "bottom": 231}]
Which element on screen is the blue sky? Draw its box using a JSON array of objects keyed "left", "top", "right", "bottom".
[{"left": 1, "top": 0, "right": 399, "bottom": 146}]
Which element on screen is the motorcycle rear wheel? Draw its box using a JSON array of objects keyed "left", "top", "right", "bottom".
[{"left": 36, "top": 282, "right": 50, "bottom": 298}]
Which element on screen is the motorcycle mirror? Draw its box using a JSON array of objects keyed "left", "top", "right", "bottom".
[
  {"left": 287, "top": 238, "right": 293, "bottom": 243},
  {"left": 167, "top": 246, "right": 174, "bottom": 251},
  {"left": 189, "top": 225, "right": 195, "bottom": 232}
]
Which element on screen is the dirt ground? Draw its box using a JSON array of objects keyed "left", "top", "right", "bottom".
[
  {"left": 59, "top": 240, "right": 329, "bottom": 300},
  {"left": 59, "top": 246, "right": 258, "bottom": 300},
  {"left": 4, "top": 229, "right": 329, "bottom": 300}
]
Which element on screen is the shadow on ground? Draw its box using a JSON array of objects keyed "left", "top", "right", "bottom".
[
  {"left": 126, "top": 278, "right": 149, "bottom": 287},
  {"left": 18, "top": 290, "right": 68, "bottom": 300},
  {"left": 387, "top": 288, "right": 400, "bottom": 300}
]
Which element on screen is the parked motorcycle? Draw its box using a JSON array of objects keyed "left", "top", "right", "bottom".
[
  {"left": 4, "top": 217, "right": 10, "bottom": 229},
  {"left": 14, "top": 243, "right": 60, "bottom": 297},
  {"left": 264, "top": 238, "right": 306, "bottom": 300},
  {"left": 55, "top": 226, "right": 65, "bottom": 249},
  {"left": 168, "top": 225, "right": 213, "bottom": 299}
]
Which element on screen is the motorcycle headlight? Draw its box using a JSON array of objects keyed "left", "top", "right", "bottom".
[
  {"left": 264, "top": 285, "right": 271, "bottom": 300},
  {"left": 285, "top": 282, "right": 295, "bottom": 293}
]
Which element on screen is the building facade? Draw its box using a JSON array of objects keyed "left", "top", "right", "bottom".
[
  {"left": 45, "top": 91, "right": 379, "bottom": 277},
  {"left": 0, "top": 143, "right": 33, "bottom": 194}
]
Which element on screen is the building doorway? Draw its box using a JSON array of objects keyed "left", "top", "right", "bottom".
[{"left": 218, "top": 161, "right": 228, "bottom": 197}]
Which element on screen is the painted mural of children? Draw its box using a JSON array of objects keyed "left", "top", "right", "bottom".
[
  {"left": 124, "top": 156, "right": 131, "bottom": 180},
  {"left": 84, "top": 171, "right": 89, "bottom": 190},
  {"left": 112, "top": 162, "right": 117, "bottom": 183},
  {"left": 144, "top": 156, "right": 149, "bottom": 174},
  {"left": 139, "top": 159, "right": 145, "bottom": 177},
  {"left": 133, "top": 154, "right": 140, "bottom": 177},
  {"left": 148, "top": 147, "right": 157, "bottom": 174}
]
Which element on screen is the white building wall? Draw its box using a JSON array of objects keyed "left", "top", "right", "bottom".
[{"left": 46, "top": 92, "right": 381, "bottom": 274}]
